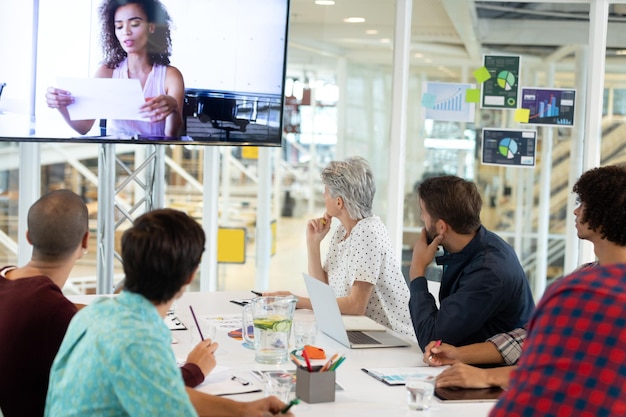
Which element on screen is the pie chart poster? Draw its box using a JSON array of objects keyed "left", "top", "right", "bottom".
[
  {"left": 481, "top": 55, "right": 521, "bottom": 109},
  {"left": 481, "top": 128, "right": 537, "bottom": 168}
]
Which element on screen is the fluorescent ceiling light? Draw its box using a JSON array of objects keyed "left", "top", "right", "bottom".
[
  {"left": 343, "top": 17, "right": 365, "bottom": 23},
  {"left": 315, "top": 0, "right": 335, "bottom": 5},
  {"left": 365, "top": 29, "right": 378, "bottom": 35}
]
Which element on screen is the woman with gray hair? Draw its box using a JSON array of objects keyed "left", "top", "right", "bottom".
[{"left": 273, "top": 156, "right": 415, "bottom": 338}]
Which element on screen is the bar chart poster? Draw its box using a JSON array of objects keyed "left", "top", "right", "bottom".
[
  {"left": 481, "top": 128, "right": 537, "bottom": 168},
  {"left": 520, "top": 87, "right": 576, "bottom": 126},
  {"left": 423, "top": 82, "right": 475, "bottom": 122},
  {"left": 481, "top": 55, "right": 520, "bottom": 109}
]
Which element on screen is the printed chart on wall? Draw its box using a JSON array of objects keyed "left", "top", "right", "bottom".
[
  {"left": 482, "top": 128, "right": 537, "bottom": 168},
  {"left": 481, "top": 55, "right": 520, "bottom": 109},
  {"left": 520, "top": 87, "right": 576, "bottom": 126},
  {"left": 422, "top": 82, "right": 476, "bottom": 122}
]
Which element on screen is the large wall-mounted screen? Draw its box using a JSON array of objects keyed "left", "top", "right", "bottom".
[{"left": 0, "top": 0, "right": 289, "bottom": 146}]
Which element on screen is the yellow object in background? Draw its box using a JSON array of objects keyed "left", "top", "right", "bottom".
[
  {"left": 217, "top": 227, "right": 246, "bottom": 263},
  {"left": 515, "top": 108, "right": 530, "bottom": 123},
  {"left": 242, "top": 147, "right": 259, "bottom": 159}
]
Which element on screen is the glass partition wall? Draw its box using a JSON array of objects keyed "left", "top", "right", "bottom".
[{"left": 2, "top": 1, "right": 626, "bottom": 296}]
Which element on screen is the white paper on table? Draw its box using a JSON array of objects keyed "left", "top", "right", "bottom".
[
  {"left": 195, "top": 366, "right": 262, "bottom": 396},
  {"left": 200, "top": 314, "right": 242, "bottom": 331},
  {"left": 57, "top": 77, "right": 149, "bottom": 121}
]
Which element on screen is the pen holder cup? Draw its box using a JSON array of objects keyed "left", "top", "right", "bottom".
[{"left": 295, "top": 366, "right": 336, "bottom": 404}]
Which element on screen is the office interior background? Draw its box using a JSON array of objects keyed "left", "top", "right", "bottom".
[{"left": 1, "top": 0, "right": 625, "bottom": 300}]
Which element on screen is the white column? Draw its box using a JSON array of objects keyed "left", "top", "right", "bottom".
[
  {"left": 200, "top": 147, "right": 220, "bottom": 291},
  {"left": 580, "top": 0, "right": 609, "bottom": 264},
  {"left": 534, "top": 65, "right": 554, "bottom": 300},
  {"left": 18, "top": 143, "right": 41, "bottom": 266},
  {"left": 336, "top": 58, "right": 347, "bottom": 160},
  {"left": 307, "top": 84, "right": 317, "bottom": 216},
  {"left": 564, "top": 46, "right": 588, "bottom": 275},
  {"left": 255, "top": 147, "right": 272, "bottom": 289},
  {"left": 220, "top": 148, "right": 232, "bottom": 223},
  {"left": 387, "top": 0, "right": 413, "bottom": 263}
]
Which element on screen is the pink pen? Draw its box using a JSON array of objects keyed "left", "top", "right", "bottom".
[{"left": 428, "top": 339, "right": 442, "bottom": 362}]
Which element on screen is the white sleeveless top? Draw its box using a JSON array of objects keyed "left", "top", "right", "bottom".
[{"left": 107, "top": 58, "right": 167, "bottom": 137}]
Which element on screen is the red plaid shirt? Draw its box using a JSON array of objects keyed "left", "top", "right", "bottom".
[{"left": 490, "top": 263, "right": 626, "bottom": 417}]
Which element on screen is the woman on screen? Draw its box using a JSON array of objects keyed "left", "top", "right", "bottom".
[{"left": 45, "top": 0, "right": 184, "bottom": 138}]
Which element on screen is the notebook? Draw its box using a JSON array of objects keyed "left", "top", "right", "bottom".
[{"left": 303, "top": 273, "right": 410, "bottom": 349}]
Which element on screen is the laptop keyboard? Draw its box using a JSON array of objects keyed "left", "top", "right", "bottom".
[{"left": 347, "top": 331, "right": 382, "bottom": 345}]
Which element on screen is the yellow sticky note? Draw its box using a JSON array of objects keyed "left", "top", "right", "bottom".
[
  {"left": 515, "top": 108, "right": 530, "bottom": 123},
  {"left": 465, "top": 89, "right": 480, "bottom": 103},
  {"left": 241, "top": 147, "right": 259, "bottom": 159},
  {"left": 473, "top": 67, "right": 491, "bottom": 83}
]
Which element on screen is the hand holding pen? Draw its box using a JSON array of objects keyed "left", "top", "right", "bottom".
[
  {"left": 281, "top": 398, "right": 300, "bottom": 413},
  {"left": 427, "top": 339, "right": 442, "bottom": 362},
  {"left": 425, "top": 340, "right": 460, "bottom": 366}
]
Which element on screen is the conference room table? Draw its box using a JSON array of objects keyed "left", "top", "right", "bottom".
[{"left": 70, "top": 290, "right": 496, "bottom": 417}]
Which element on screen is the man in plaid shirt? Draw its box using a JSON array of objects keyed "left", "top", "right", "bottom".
[{"left": 424, "top": 166, "right": 626, "bottom": 406}]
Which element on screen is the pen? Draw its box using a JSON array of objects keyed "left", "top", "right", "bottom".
[
  {"left": 320, "top": 353, "right": 338, "bottom": 372},
  {"left": 361, "top": 368, "right": 384, "bottom": 382},
  {"left": 280, "top": 398, "right": 300, "bottom": 413},
  {"left": 189, "top": 305, "right": 205, "bottom": 341},
  {"left": 428, "top": 339, "right": 442, "bottom": 362},
  {"left": 231, "top": 375, "right": 250, "bottom": 386},
  {"left": 251, "top": 290, "right": 263, "bottom": 296},
  {"left": 329, "top": 355, "right": 346, "bottom": 371},
  {"left": 290, "top": 353, "right": 304, "bottom": 367},
  {"left": 301, "top": 347, "right": 313, "bottom": 372}
]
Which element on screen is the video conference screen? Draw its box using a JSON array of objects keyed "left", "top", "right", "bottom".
[{"left": 0, "top": 0, "right": 289, "bottom": 146}]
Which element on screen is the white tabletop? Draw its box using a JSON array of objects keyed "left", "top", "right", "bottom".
[{"left": 70, "top": 290, "right": 495, "bottom": 417}]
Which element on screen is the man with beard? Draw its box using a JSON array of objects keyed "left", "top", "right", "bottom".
[{"left": 408, "top": 175, "right": 534, "bottom": 351}]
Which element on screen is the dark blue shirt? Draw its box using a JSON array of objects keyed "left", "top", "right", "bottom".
[{"left": 409, "top": 225, "right": 535, "bottom": 350}]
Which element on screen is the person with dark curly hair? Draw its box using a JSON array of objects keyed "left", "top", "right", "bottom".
[
  {"left": 45, "top": 0, "right": 184, "bottom": 138},
  {"left": 422, "top": 165, "right": 626, "bottom": 400},
  {"left": 572, "top": 164, "right": 626, "bottom": 248},
  {"left": 489, "top": 163, "right": 626, "bottom": 417}
]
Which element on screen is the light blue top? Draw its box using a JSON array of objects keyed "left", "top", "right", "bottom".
[{"left": 45, "top": 291, "right": 197, "bottom": 417}]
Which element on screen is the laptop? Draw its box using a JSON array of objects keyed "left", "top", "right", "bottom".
[{"left": 302, "top": 273, "right": 410, "bottom": 349}]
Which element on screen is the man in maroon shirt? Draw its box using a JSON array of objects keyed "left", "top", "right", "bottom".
[{"left": 0, "top": 190, "right": 215, "bottom": 417}]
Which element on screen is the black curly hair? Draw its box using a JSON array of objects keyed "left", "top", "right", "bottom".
[
  {"left": 573, "top": 164, "right": 626, "bottom": 245},
  {"left": 98, "top": 0, "right": 172, "bottom": 68}
]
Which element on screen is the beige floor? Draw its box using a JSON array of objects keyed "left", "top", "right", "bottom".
[{"left": 207, "top": 214, "right": 312, "bottom": 295}]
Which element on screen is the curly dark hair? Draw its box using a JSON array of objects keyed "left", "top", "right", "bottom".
[
  {"left": 98, "top": 0, "right": 173, "bottom": 68},
  {"left": 573, "top": 165, "right": 626, "bottom": 245}
]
